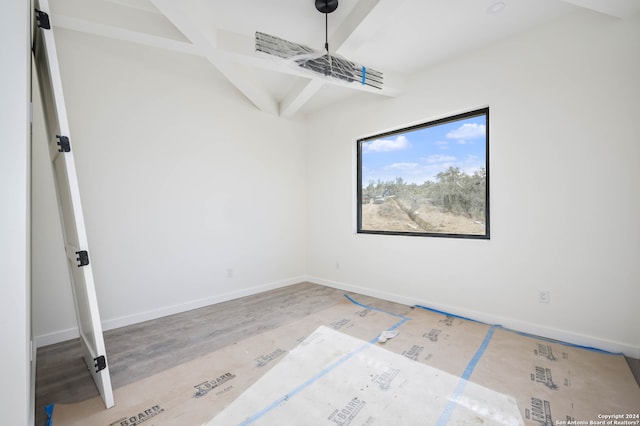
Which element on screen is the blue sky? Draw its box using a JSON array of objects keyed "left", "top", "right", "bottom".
[{"left": 360, "top": 114, "right": 487, "bottom": 186}]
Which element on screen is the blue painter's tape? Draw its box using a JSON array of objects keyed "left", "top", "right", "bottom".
[
  {"left": 416, "top": 304, "right": 622, "bottom": 355},
  {"left": 239, "top": 315, "right": 409, "bottom": 425},
  {"left": 240, "top": 339, "right": 372, "bottom": 425},
  {"left": 462, "top": 325, "right": 495, "bottom": 381},
  {"left": 499, "top": 327, "right": 621, "bottom": 355},
  {"left": 361, "top": 66, "right": 366, "bottom": 85},
  {"left": 343, "top": 293, "right": 370, "bottom": 309},
  {"left": 238, "top": 295, "right": 410, "bottom": 424},
  {"left": 416, "top": 304, "right": 486, "bottom": 324},
  {"left": 344, "top": 294, "right": 410, "bottom": 321},
  {"left": 45, "top": 404, "right": 54, "bottom": 426},
  {"left": 436, "top": 325, "right": 496, "bottom": 426}
]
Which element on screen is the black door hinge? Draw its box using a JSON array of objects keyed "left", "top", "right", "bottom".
[
  {"left": 94, "top": 355, "right": 107, "bottom": 373},
  {"left": 57, "top": 135, "right": 71, "bottom": 152},
  {"left": 76, "top": 250, "right": 90, "bottom": 267},
  {"left": 35, "top": 10, "right": 51, "bottom": 30}
]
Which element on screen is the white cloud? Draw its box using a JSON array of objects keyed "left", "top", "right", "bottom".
[
  {"left": 434, "top": 140, "right": 449, "bottom": 149},
  {"left": 362, "top": 135, "right": 411, "bottom": 153},
  {"left": 460, "top": 155, "right": 485, "bottom": 176},
  {"left": 424, "top": 154, "right": 456, "bottom": 164},
  {"left": 389, "top": 162, "right": 418, "bottom": 170},
  {"left": 446, "top": 123, "right": 486, "bottom": 141}
]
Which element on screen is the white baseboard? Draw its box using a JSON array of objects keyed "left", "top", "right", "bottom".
[
  {"left": 306, "top": 276, "right": 640, "bottom": 359},
  {"left": 34, "top": 276, "right": 305, "bottom": 348},
  {"left": 35, "top": 275, "right": 639, "bottom": 358},
  {"left": 34, "top": 327, "right": 80, "bottom": 348},
  {"left": 29, "top": 340, "right": 37, "bottom": 426}
]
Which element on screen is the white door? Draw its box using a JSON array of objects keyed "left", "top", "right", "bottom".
[{"left": 33, "top": 0, "right": 114, "bottom": 409}]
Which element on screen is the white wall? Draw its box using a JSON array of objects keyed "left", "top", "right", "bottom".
[
  {"left": 32, "top": 29, "right": 308, "bottom": 345},
  {"left": 32, "top": 9, "right": 640, "bottom": 358},
  {"left": 0, "top": 1, "right": 32, "bottom": 424},
  {"left": 306, "top": 10, "right": 640, "bottom": 357}
]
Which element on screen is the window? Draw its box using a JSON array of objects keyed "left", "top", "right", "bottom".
[{"left": 357, "top": 107, "right": 489, "bottom": 239}]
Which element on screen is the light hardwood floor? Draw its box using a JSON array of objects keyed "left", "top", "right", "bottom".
[
  {"left": 34, "top": 283, "right": 411, "bottom": 425},
  {"left": 34, "top": 282, "right": 640, "bottom": 425}
]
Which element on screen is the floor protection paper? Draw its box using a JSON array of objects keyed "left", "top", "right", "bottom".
[
  {"left": 49, "top": 298, "right": 405, "bottom": 426},
  {"left": 49, "top": 297, "right": 640, "bottom": 426},
  {"left": 205, "top": 325, "right": 524, "bottom": 425}
]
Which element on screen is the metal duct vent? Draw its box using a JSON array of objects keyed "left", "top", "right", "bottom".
[
  {"left": 254, "top": 1, "right": 383, "bottom": 90},
  {"left": 255, "top": 32, "right": 383, "bottom": 89}
]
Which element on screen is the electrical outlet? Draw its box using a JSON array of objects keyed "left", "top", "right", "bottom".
[
  {"left": 538, "top": 289, "right": 550, "bottom": 303},
  {"left": 226, "top": 268, "right": 233, "bottom": 278},
  {"left": 335, "top": 261, "right": 340, "bottom": 270}
]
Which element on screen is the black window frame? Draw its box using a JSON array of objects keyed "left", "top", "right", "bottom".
[{"left": 357, "top": 107, "right": 490, "bottom": 239}]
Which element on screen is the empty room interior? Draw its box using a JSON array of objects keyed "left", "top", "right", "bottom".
[{"left": 2, "top": 0, "right": 640, "bottom": 425}]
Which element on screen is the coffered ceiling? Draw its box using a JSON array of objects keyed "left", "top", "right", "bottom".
[{"left": 46, "top": 0, "right": 640, "bottom": 117}]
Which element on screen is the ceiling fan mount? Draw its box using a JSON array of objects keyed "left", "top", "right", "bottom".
[
  {"left": 315, "top": 0, "right": 338, "bottom": 14},
  {"left": 255, "top": 0, "right": 383, "bottom": 90}
]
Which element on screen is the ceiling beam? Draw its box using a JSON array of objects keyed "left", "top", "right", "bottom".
[
  {"left": 331, "top": 0, "right": 381, "bottom": 49},
  {"left": 280, "top": 79, "right": 325, "bottom": 117},
  {"left": 52, "top": 0, "right": 405, "bottom": 117},
  {"left": 104, "top": 0, "right": 161, "bottom": 14},
  {"left": 150, "top": 0, "right": 279, "bottom": 115},
  {"left": 215, "top": 29, "right": 404, "bottom": 97},
  {"left": 561, "top": 0, "right": 640, "bottom": 18},
  {"left": 52, "top": 14, "right": 199, "bottom": 56},
  {"left": 279, "top": 0, "right": 390, "bottom": 117},
  {"left": 51, "top": 14, "right": 403, "bottom": 100}
]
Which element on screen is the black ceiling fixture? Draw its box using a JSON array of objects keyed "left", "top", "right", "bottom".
[
  {"left": 255, "top": 0, "right": 383, "bottom": 89},
  {"left": 317, "top": 0, "right": 338, "bottom": 53},
  {"left": 315, "top": 0, "right": 338, "bottom": 14}
]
